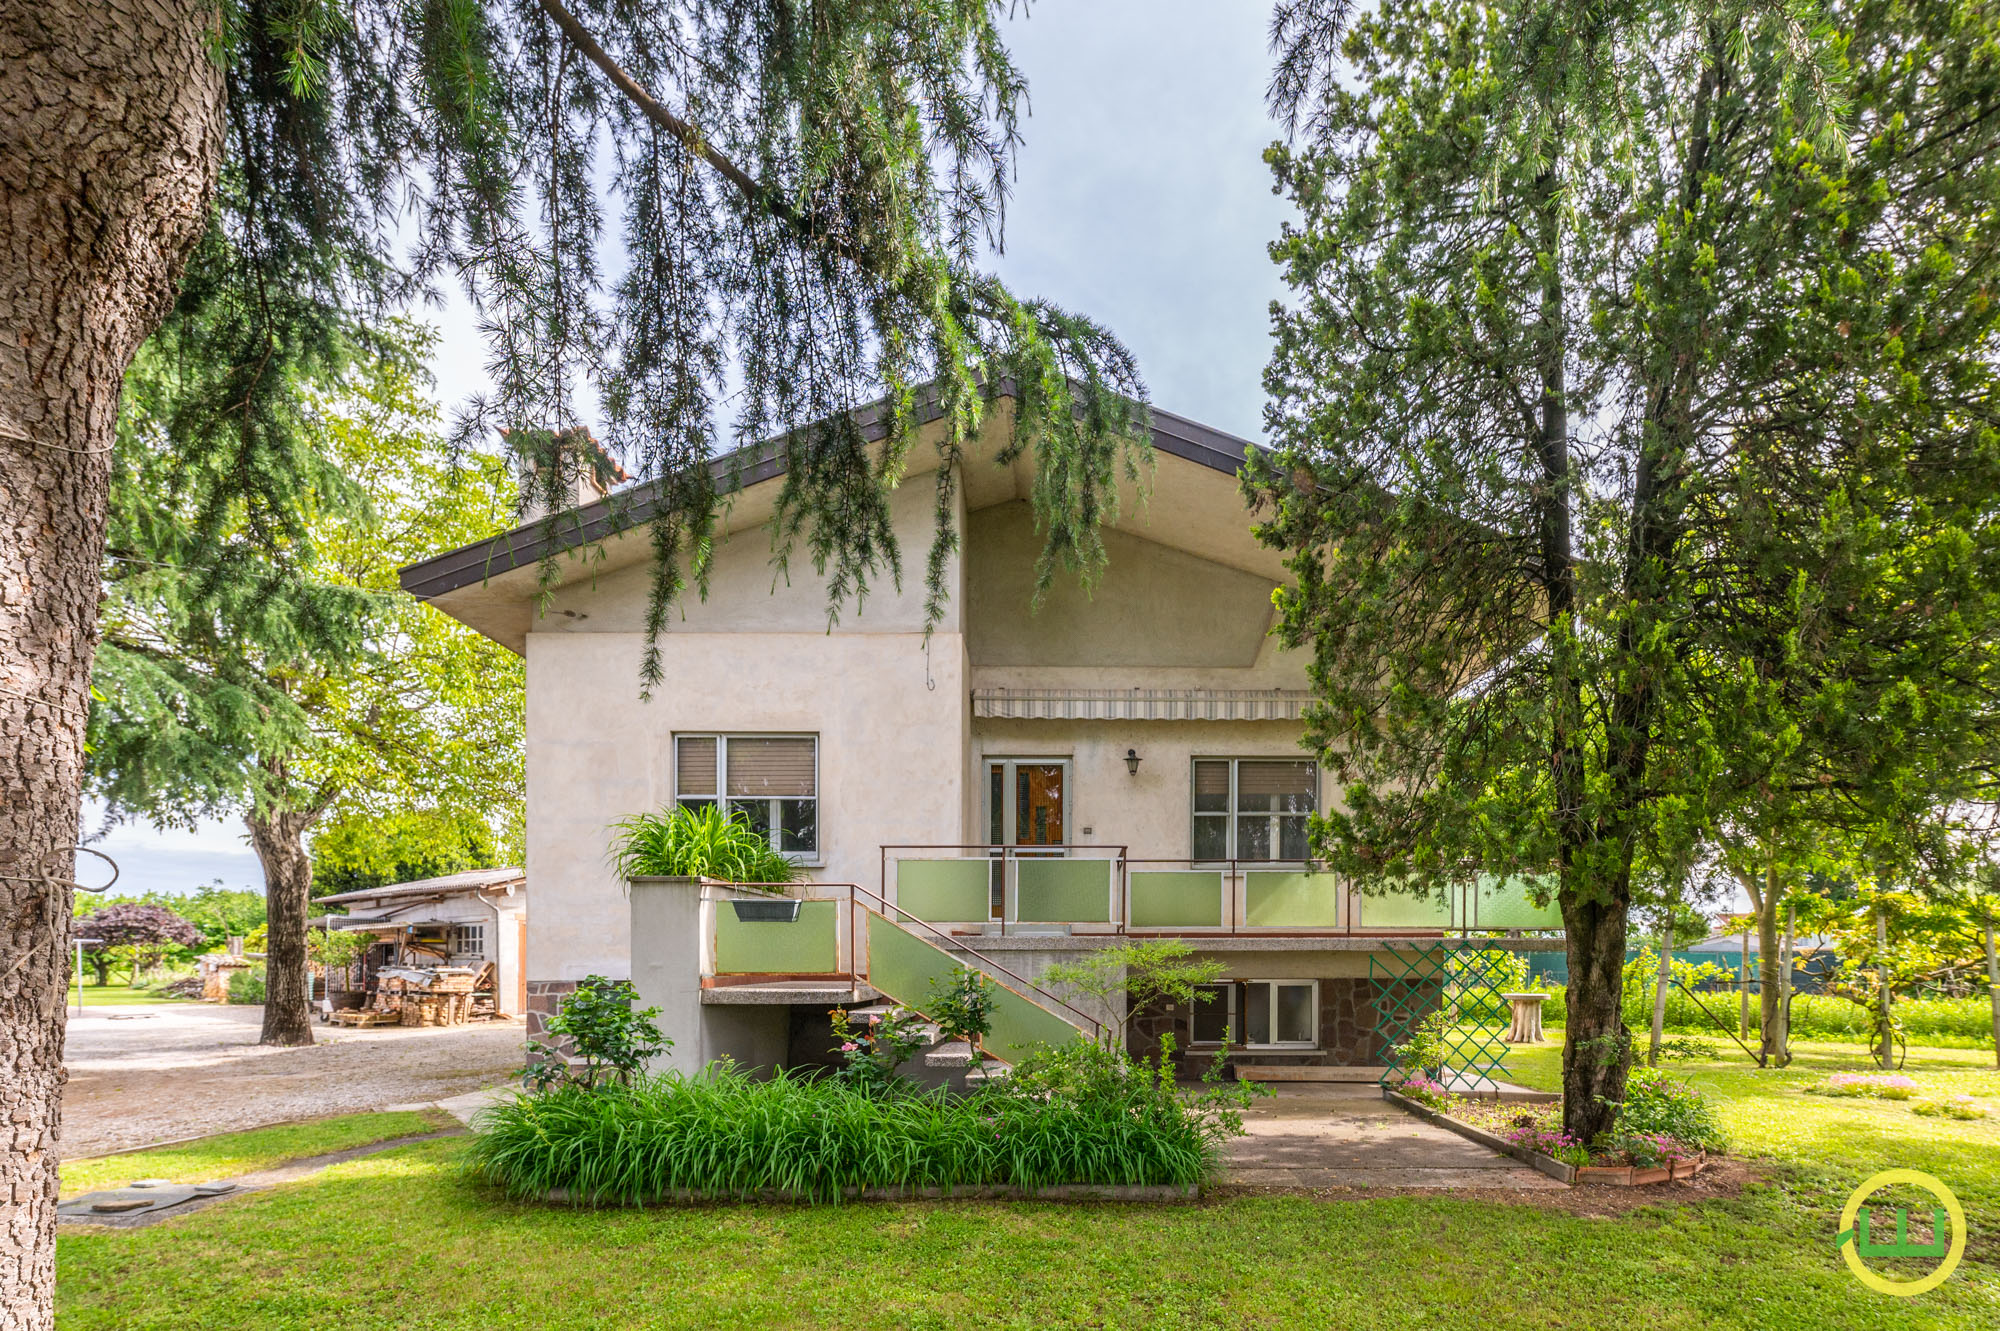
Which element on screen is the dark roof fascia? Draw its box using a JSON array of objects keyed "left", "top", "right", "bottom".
[{"left": 398, "top": 391, "right": 1263, "bottom": 601}]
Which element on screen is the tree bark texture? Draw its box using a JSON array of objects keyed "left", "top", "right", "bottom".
[
  {"left": 1648, "top": 889, "right": 1675, "bottom": 1068},
  {"left": 0, "top": 4, "right": 221, "bottom": 1324},
  {"left": 1876, "top": 910, "right": 1894, "bottom": 1071},
  {"left": 1560, "top": 890, "right": 1632, "bottom": 1142},
  {"left": 246, "top": 804, "right": 317, "bottom": 1047},
  {"left": 1984, "top": 916, "right": 1998, "bottom": 1074},
  {"left": 1756, "top": 867, "right": 1785, "bottom": 1067}
]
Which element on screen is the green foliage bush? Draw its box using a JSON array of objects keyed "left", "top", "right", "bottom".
[
  {"left": 608, "top": 805, "right": 799, "bottom": 886},
  {"left": 227, "top": 967, "right": 267, "bottom": 1004},
  {"left": 525, "top": 976, "right": 668, "bottom": 1092},
  {"left": 470, "top": 1041, "right": 1251, "bottom": 1204},
  {"left": 1613, "top": 1067, "right": 1727, "bottom": 1152},
  {"left": 1526, "top": 982, "right": 1993, "bottom": 1047}
]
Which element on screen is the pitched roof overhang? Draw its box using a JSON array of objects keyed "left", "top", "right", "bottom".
[{"left": 397, "top": 393, "right": 1263, "bottom": 603}]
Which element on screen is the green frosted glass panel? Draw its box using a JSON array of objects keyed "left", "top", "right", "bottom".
[
  {"left": 1244, "top": 871, "right": 1344, "bottom": 927},
  {"left": 1472, "top": 874, "right": 1562, "bottom": 928},
  {"left": 713, "top": 901, "right": 838, "bottom": 974},
  {"left": 1355, "top": 889, "right": 1455, "bottom": 929},
  {"left": 1015, "top": 858, "right": 1111, "bottom": 923},
  {"left": 984, "top": 985, "right": 1089, "bottom": 1064},
  {"left": 865, "top": 912, "right": 958, "bottom": 1010},
  {"left": 1129, "top": 871, "right": 1224, "bottom": 927},
  {"left": 896, "top": 858, "right": 991, "bottom": 922},
  {"left": 862, "top": 912, "right": 1086, "bottom": 1063}
]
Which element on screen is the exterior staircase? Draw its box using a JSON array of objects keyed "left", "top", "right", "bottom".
[{"left": 846, "top": 895, "right": 1102, "bottom": 1066}]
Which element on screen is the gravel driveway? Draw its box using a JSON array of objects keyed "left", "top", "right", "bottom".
[{"left": 61, "top": 1003, "right": 526, "bottom": 1157}]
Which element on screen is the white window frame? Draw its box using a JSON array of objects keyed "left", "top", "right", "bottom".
[
  {"left": 1188, "top": 978, "right": 1318, "bottom": 1049},
  {"left": 450, "top": 923, "right": 486, "bottom": 959},
  {"left": 674, "top": 733, "right": 821, "bottom": 864},
  {"left": 1191, "top": 757, "right": 1317, "bottom": 865}
]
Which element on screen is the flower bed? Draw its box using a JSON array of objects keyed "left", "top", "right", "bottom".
[
  {"left": 1383, "top": 1071, "right": 1721, "bottom": 1186},
  {"left": 470, "top": 1045, "right": 1252, "bottom": 1206},
  {"left": 1805, "top": 1072, "right": 1918, "bottom": 1100}
]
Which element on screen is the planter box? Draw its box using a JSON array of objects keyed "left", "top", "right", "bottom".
[
  {"left": 1381, "top": 1088, "right": 1709, "bottom": 1187},
  {"left": 730, "top": 898, "right": 802, "bottom": 923}
]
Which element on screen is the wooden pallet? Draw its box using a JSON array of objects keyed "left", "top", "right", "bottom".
[{"left": 330, "top": 1008, "right": 403, "bottom": 1028}]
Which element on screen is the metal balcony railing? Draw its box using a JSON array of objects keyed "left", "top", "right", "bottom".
[{"left": 877, "top": 845, "right": 1564, "bottom": 937}]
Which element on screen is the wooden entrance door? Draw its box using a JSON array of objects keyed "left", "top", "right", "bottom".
[{"left": 986, "top": 758, "right": 1070, "bottom": 919}]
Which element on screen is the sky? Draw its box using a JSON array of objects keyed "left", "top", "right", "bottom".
[{"left": 84, "top": 2, "right": 1295, "bottom": 899}]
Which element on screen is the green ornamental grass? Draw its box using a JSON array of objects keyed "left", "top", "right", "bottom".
[
  {"left": 466, "top": 1060, "right": 1223, "bottom": 1204},
  {"left": 608, "top": 804, "right": 800, "bottom": 887}
]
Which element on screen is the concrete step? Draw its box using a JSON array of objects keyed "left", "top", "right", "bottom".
[
  {"left": 922, "top": 1040, "right": 1014, "bottom": 1077},
  {"left": 846, "top": 1005, "right": 942, "bottom": 1042},
  {"left": 924, "top": 1039, "right": 974, "bottom": 1067}
]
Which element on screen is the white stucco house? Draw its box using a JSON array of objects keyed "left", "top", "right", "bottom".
[{"left": 400, "top": 393, "right": 1559, "bottom": 1079}]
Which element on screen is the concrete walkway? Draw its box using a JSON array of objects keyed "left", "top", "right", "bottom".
[{"left": 1223, "top": 1085, "right": 1565, "bottom": 1190}]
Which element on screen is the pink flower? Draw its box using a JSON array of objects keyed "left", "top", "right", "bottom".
[{"left": 840, "top": 1042, "right": 858, "bottom": 1052}]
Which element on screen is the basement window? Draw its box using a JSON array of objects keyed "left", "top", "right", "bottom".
[{"left": 1189, "top": 979, "right": 1317, "bottom": 1048}]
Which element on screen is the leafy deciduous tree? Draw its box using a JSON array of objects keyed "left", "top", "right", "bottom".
[
  {"left": 90, "top": 331, "right": 522, "bottom": 1048},
  {"left": 1254, "top": 0, "right": 2000, "bottom": 1139},
  {"left": 3, "top": 7, "right": 1140, "bottom": 1315},
  {"left": 72, "top": 903, "right": 200, "bottom": 986}
]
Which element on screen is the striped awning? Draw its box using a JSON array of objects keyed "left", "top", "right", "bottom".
[{"left": 971, "top": 687, "right": 1315, "bottom": 721}]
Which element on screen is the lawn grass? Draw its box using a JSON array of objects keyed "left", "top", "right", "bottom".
[
  {"left": 1501, "top": 1033, "right": 2000, "bottom": 1250},
  {"left": 61, "top": 1110, "right": 448, "bottom": 1196},
  {"left": 57, "top": 1080, "right": 2000, "bottom": 1329},
  {"left": 54, "top": 1133, "right": 1999, "bottom": 1329},
  {"left": 71, "top": 981, "right": 189, "bottom": 1005}
]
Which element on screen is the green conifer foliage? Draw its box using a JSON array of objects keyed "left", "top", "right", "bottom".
[{"left": 1256, "top": 0, "right": 2000, "bottom": 1138}]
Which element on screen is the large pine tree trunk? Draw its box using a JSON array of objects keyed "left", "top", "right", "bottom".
[
  {"left": 1560, "top": 887, "right": 1633, "bottom": 1141},
  {"left": 246, "top": 805, "right": 318, "bottom": 1047},
  {"left": 1, "top": 4, "right": 222, "bottom": 1324}
]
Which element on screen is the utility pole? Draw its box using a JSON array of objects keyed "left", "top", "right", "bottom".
[{"left": 72, "top": 937, "right": 103, "bottom": 1019}]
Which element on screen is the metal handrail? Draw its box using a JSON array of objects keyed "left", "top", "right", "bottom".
[
  {"left": 701, "top": 877, "right": 1107, "bottom": 1044},
  {"left": 844, "top": 882, "right": 1108, "bottom": 1042},
  {"left": 872, "top": 848, "right": 1567, "bottom": 939}
]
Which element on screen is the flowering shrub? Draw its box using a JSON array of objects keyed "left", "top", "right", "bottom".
[
  {"left": 1616, "top": 1132, "right": 1698, "bottom": 1169},
  {"left": 1394, "top": 1073, "right": 1452, "bottom": 1110},
  {"left": 827, "top": 1005, "right": 932, "bottom": 1095},
  {"left": 1911, "top": 1094, "right": 1988, "bottom": 1120},
  {"left": 1615, "top": 1066, "right": 1727, "bottom": 1151},
  {"left": 1807, "top": 1073, "right": 1918, "bottom": 1101},
  {"left": 1506, "top": 1123, "right": 1591, "bottom": 1168}
]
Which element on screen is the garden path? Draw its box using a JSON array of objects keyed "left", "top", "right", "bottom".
[{"left": 1223, "top": 1085, "right": 1566, "bottom": 1191}]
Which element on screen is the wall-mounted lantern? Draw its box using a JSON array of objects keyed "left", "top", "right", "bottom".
[{"left": 1125, "top": 748, "right": 1142, "bottom": 777}]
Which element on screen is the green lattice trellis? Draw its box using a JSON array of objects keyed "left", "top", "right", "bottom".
[{"left": 1370, "top": 943, "right": 1518, "bottom": 1090}]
